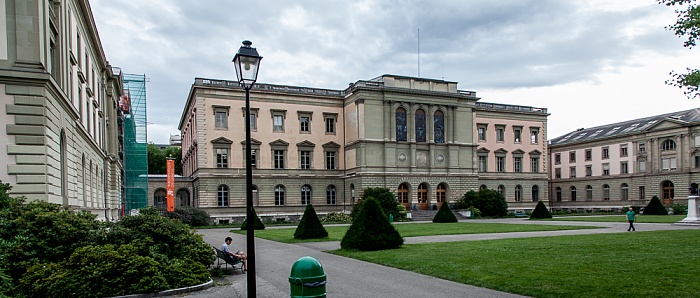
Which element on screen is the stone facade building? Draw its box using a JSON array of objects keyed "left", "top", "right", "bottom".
[
  {"left": 177, "top": 75, "right": 550, "bottom": 221},
  {"left": 548, "top": 108, "right": 700, "bottom": 211},
  {"left": 0, "top": 0, "right": 124, "bottom": 220}
]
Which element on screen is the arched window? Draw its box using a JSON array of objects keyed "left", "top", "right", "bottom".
[
  {"left": 396, "top": 107, "right": 407, "bottom": 141},
  {"left": 556, "top": 187, "right": 562, "bottom": 201},
  {"left": 301, "top": 185, "right": 311, "bottom": 205},
  {"left": 586, "top": 185, "right": 593, "bottom": 201},
  {"left": 177, "top": 189, "right": 190, "bottom": 206},
  {"left": 154, "top": 189, "right": 166, "bottom": 209},
  {"left": 603, "top": 184, "right": 610, "bottom": 200},
  {"left": 515, "top": 185, "right": 522, "bottom": 202},
  {"left": 415, "top": 109, "right": 426, "bottom": 142},
  {"left": 570, "top": 186, "right": 577, "bottom": 201},
  {"left": 437, "top": 184, "right": 447, "bottom": 204},
  {"left": 434, "top": 110, "right": 445, "bottom": 143},
  {"left": 532, "top": 185, "right": 539, "bottom": 201},
  {"left": 326, "top": 185, "right": 336, "bottom": 205},
  {"left": 217, "top": 185, "right": 229, "bottom": 207},
  {"left": 398, "top": 183, "right": 409, "bottom": 205},
  {"left": 275, "top": 185, "right": 286, "bottom": 206},
  {"left": 661, "top": 139, "right": 676, "bottom": 150},
  {"left": 418, "top": 183, "right": 428, "bottom": 203},
  {"left": 497, "top": 185, "right": 506, "bottom": 197},
  {"left": 621, "top": 183, "right": 629, "bottom": 200},
  {"left": 480, "top": 184, "right": 488, "bottom": 190}
]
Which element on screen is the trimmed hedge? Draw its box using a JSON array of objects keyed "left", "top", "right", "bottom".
[
  {"left": 240, "top": 207, "right": 266, "bottom": 230},
  {"left": 341, "top": 197, "right": 403, "bottom": 251},
  {"left": 433, "top": 203, "right": 458, "bottom": 223},
  {"left": 294, "top": 204, "right": 329, "bottom": 239},
  {"left": 165, "top": 206, "right": 211, "bottom": 227},
  {"left": 529, "top": 201, "right": 552, "bottom": 219},
  {"left": 643, "top": 196, "right": 668, "bottom": 215}
]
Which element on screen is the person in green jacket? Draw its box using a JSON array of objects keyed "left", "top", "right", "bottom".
[{"left": 626, "top": 207, "right": 636, "bottom": 232}]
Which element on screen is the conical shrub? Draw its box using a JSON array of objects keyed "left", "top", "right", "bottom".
[
  {"left": 643, "top": 196, "right": 668, "bottom": 215},
  {"left": 294, "top": 204, "right": 328, "bottom": 239},
  {"left": 529, "top": 201, "right": 552, "bottom": 219},
  {"left": 432, "top": 202, "right": 458, "bottom": 223},
  {"left": 341, "top": 197, "right": 403, "bottom": 251},
  {"left": 240, "top": 208, "right": 265, "bottom": 230}
]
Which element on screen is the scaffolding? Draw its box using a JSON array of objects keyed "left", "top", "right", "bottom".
[{"left": 123, "top": 73, "right": 148, "bottom": 211}]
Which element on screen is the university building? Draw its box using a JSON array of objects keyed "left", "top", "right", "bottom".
[
  {"left": 0, "top": 0, "right": 124, "bottom": 220},
  {"left": 177, "top": 75, "right": 549, "bottom": 221},
  {"left": 548, "top": 108, "right": 700, "bottom": 211}
]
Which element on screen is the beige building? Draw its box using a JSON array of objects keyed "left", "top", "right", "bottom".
[
  {"left": 548, "top": 108, "right": 700, "bottom": 211},
  {"left": 0, "top": 0, "right": 124, "bottom": 220},
  {"left": 178, "top": 75, "right": 550, "bottom": 221}
]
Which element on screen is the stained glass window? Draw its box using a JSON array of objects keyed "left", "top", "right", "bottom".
[
  {"left": 415, "top": 109, "right": 426, "bottom": 142},
  {"left": 396, "top": 108, "right": 407, "bottom": 141},
  {"left": 434, "top": 110, "right": 444, "bottom": 143}
]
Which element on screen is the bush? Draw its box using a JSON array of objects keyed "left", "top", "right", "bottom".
[
  {"left": 166, "top": 207, "right": 210, "bottom": 227},
  {"left": 643, "top": 196, "right": 668, "bottom": 215},
  {"left": 671, "top": 203, "right": 688, "bottom": 215},
  {"left": 529, "top": 201, "right": 552, "bottom": 219},
  {"left": 294, "top": 204, "right": 329, "bottom": 239},
  {"left": 240, "top": 208, "right": 265, "bottom": 230},
  {"left": 341, "top": 197, "right": 403, "bottom": 251},
  {"left": 351, "top": 188, "right": 404, "bottom": 221},
  {"left": 433, "top": 202, "right": 458, "bottom": 223},
  {"left": 454, "top": 189, "right": 508, "bottom": 217},
  {"left": 321, "top": 212, "right": 352, "bottom": 223}
]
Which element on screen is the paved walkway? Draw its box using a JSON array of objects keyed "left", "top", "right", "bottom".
[{"left": 187, "top": 218, "right": 699, "bottom": 298}]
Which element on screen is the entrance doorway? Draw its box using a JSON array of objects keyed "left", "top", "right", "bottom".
[
  {"left": 436, "top": 183, "right": 446, "bottom": 208},
  {"left": 418, "top": 183, "right": 429, "bottom": 210},
  {"left": 662, "top": 180, "right": 674, "bottom": 205},
  {"left": 398, "top": 183, "right": 410, "bottom": 210}
]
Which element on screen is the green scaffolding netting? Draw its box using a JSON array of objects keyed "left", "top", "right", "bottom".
[{"left": 123, "top": 73, "right": 148, "bottom": 211}]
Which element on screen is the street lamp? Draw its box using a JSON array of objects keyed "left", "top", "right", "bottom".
[{"left": 233, "top": 40, "right": 262, "bottom": 297}]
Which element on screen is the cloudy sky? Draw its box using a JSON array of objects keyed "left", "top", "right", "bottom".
[{"left": 90, "top": 0, "right": 699, "bottom": 144}]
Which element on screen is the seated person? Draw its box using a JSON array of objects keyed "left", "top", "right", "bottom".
[{"left": 222, "top": 236, "right": 247, "bottom": 271}]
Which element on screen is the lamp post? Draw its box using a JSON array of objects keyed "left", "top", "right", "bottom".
[{"left": 233, "top": 40, "right": 262, "bottom": 297}]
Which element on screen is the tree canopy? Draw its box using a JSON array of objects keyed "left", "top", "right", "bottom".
[
  {"left": 660, "top": 0, "right": 700, "bottom": 99},
  {"left": 147, "top": 144, "right": 182, "bottom": 175}
]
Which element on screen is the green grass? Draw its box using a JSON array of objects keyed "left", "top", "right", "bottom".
[
  {"left": 540, "top": 214, "right": 686, "bottom": 223},
  {"left": 232, "top": 222, "right": 599, "bottom": 243},
  {"left": 330, "top": 230, "right": 700, "bottom": 297}
]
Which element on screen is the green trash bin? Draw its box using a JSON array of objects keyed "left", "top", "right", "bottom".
[{"left": 289, "top": 256, "right": 327, "bottom": 298}]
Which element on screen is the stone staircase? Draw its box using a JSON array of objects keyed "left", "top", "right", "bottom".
[{"left": 408, "top": 209, "right": 468, "bottom": 221}]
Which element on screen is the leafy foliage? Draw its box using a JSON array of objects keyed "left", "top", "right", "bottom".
[
  {"left": 166, "top": 206, "right": 211, "bottom": 227},
  {"left": 454, "top": 189, "right": 508, "bottom": 217},
  {"left": 530, "top": 201, "right": 553, "bottom": 219},
  {"left": 294, "top": 204, "right": 329, "bottom": 239},
  {"left": 240, "top": 207, "right": 265, "bottom": 230},
  {"left": 659, "top": 0, "right": 700, "bottom": 99},
  {"left": 321, "top": 212, "right": 352, "bottom": 222},
  {"left": 351, "top": 188, "right": 404, "bottom": 221},
  {"left": 644, "top": 196, "right": 669, "bottom": 215},
  {"left": 433, "top": 202, "right": 458, "bottom": 223},
  {"left": 341, "top": 197, "right": 403, "bottom": 251},
  {"left": 148, "top": 143, "right": 183, "bottom": 175}
]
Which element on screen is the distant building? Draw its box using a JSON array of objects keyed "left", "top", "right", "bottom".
[
  {"left": 169, "top": 134, "right": 182, "bottom": 146},
  {"left": 548, "top": 108, "right": 700, "bottom": 211},
  {"left": 0, "top": 0, "right": 123, "bottom": 220},
  {"left": 177, "top": 75, "right": 549, "bottom": 222}
]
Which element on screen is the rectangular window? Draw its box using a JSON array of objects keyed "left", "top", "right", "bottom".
[
  {"left": 639, "top": 160, "right": 646, "bottom": 172},
  {"left": 496, "top": 127, "right": 505, "bottom": 142},
  {"left": 273, "top": 115, "right": 284, "bottom": 132},
  {"left": 300, "top": 116, "right": 310, "bottom": 133},
  {"left": 216, "top": 148, "right": 228, "bottom": 168},
  {"left": 695, "top": 155, "right": 700, "bottom": 168},
  {"left": 569, "top": 151, "right": 576, "bottom": 162},
  {"left": 531, "top": 129, "right": 538, "bottom": 144},
  {"left": 274, "top": 150, "right": 285, "bottom": 169},
  {"left": 478, "top": 126, "right": 486, "bottom": 141},
  {"left": 514, "top": 128, "right": 522, "bottom": 143},
  {"left": 621, "top": 161, "right": 629, "bottom": 174},
  {"left": 251, "top": 149, "right": 257, "bottom": 168},
  {"left": 496, "top": 156, "right": 505, "bottom": 172},
  {"left": 555, "top": 153, "right": 561, "bottom": 165},
  {"left": 587, "top": 187, "right": 593, "bottom": 201},
  {"left": 662, "top": 157, "right": 677, "bottom": 170},
  {"left": 585, "top": 149, "right": 592, "bottom": 161},
  {"left": 696, "top": 135, "right": 700, "bottom": 147},
  {"left": 639, "top": 142, "right": 645, "bottom": 153},
  {"left": 603, "top": 163, "right": 610, "bottom": 176},
  {"left": 569, "top": 166, "right": 576, "bottom": 178},
  {"left": 300, "top": 151, "right": 311, "bottom": 169},
  {"left": 215, "top": 111, "right": 227, "bottom": 129},
  {"left": 249, "top": 112, "right": 257, "bottom": 131},
  {"left": 555, "top": 168, "right": 561, "bottom": 179},
  {"left": 620, "top": 145, "right": 628, "bottom": 157},
  {"left": 514, "top": 157, "right": 522, "bottom": 173},
  {"left": 326, "top": 151, "right": 336, "bottom": 170},
  {"left": 530, "top": 157, "right": 539, "bottom": 172},
  {"left": 639, "top": 186, "right": 645, "bottom": 200},
  {"left": 325, "top": 117, "right": 335, "bottom": 134},
  {"left": 585, "top": 165, "right": 592, "bottom": 176},
  {"left": 479, "top": 156, "right": 487, "bottom": 172},
  {"left": 602, "top": 147, "right": 610, "bottom": 159}
]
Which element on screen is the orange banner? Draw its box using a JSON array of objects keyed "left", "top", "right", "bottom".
[{"left": 166, "top": 159, "right": 175, "bottom": 212}]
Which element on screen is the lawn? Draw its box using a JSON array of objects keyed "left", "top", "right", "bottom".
[
  {"left": 232, "top": 222, "right": 599, "bottom": 243},
  {"left": 330, "top": 230, "right": 700, "bottom": 297},
  {"left": 541, "top": 214, "right": 686, "bottom": 223}
]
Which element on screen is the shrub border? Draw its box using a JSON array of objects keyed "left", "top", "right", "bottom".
[{"left": 110, "top": 278, "right": 213, "bottom": 298}]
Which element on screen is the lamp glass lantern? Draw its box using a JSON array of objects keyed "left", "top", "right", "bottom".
[{"left": 232, "top": 40, "right": 262, "bottom": 89}]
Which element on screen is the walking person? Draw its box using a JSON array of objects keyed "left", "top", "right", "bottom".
[{"left": 626, "top": 207, "right": 636, "bottom": 232}]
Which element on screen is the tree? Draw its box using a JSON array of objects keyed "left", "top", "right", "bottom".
[
  {"left": 341, "top": 197, "right": 403, "bottom": 251},
  {"left": 643, "top": 196, "right": 669, "bottom": 215},
  {"left": 351, "top": 188, "right": 403, "bottom": 221},
  {"left": 294, "top": 204, "right": 328, "bottom": 239},
  {"left": 454, "top": 189, "right": 508, "bottom": 217},
  {"left": 240, "top": 208, "right": 265, "bottom": 230},
  {"left": 432, "top": 202, "right": 458, "bottom": 223},
  {"left": 660, "top": 0, "right": 700, "bottom": 99},
  {"left": 147, "top": 144, "right": 182, "bottom": 175},
  {"left": 529, "top": 201, "right": 553, "bottom": 219}
]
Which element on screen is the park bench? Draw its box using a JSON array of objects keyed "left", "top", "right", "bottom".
[{"left": 213, "top": 246, "right": 245, "bottom": 273}]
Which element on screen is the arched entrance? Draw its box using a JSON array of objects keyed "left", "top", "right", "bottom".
[
  {"left": 418, "top": 183, "right": 429, "bottom": 210},
  {"left": 436, "top": 183, "right": 447, "bottom": 208},
  {"left": 662, "top": 180, "right": 674, "bottom": 205},
  {"left": 398, "top": 183, "right": 410, "bottom": 210}
]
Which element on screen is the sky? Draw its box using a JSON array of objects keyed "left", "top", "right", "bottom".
[{"left": 90, "top": 0, "right": 700, "bottom": 144}]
